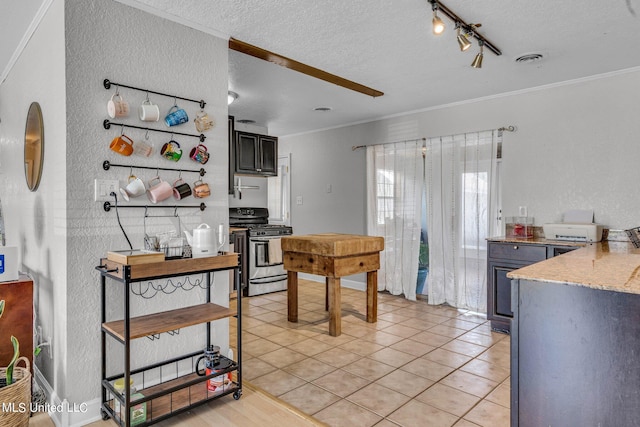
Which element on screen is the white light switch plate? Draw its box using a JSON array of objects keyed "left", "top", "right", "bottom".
[
  {"left": 94, "top": 179, "right": 119, "bottom": 201},
  {"left": 296, "top": 196, "right": 303, "bottom": 205}
]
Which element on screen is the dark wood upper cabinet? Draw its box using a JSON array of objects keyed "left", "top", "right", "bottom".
[{"left": 234, "top": 131, "right": 278, "bottom": 176}]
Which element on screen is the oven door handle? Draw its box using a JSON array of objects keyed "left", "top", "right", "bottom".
[
  {"left": 249, "top": 275, "right": 288, "bottom": 285},
  {"left": 251, "top": 238, "right": 280, "bottom": 243}
]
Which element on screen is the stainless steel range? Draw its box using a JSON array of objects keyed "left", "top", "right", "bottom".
[{"left": 229, "top": 208, "right": 293, "bottom": 296}]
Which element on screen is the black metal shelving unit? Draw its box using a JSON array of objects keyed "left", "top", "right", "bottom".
[{"left": 96, "top": 255, "right": 242, "bottom": 427}]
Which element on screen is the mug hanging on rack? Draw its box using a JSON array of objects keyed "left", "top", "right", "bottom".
[
  {"left": 165, "top": 99, "right": 189, "bottom": 127},
  {"left": 193, "top": 180, "right": 210, "bottom": 198},
  {"left": 161, "top": 138, "right": 182, "bottom": 162},
  {"left": 190, "top": 144, "right": 209, "bottom": 164},
  {"left": 109, "top": 134, "right": 134, "bottom": 156},
  {"left": 107, "top": 89, "right": 129, "bottom": 119},
  {"left": 194, "top": 110, "right": 214, "bottom": 133},
  {"left": 173, "top": 177, "right": 192, "bottom": 200},
  {"left": 139, "top": 93, "right": 160, "bottom": 122},
  {"left": 147, "top": 176, "right": 173, "bottom": 203},
  {"left": 120, "top": 173, "right": 146, "bottom": 201}
]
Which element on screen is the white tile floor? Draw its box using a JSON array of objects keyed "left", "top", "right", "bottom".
[{"left": 231, "top": 279, "right": 510, "bottom": 427}]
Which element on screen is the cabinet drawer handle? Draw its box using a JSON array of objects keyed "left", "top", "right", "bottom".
[{"left": 513, "top": 245, "right": 518, "bottom": 250}]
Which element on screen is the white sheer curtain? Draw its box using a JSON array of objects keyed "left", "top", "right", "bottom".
[
  {"left": 366, "top": 140, "right": 424, "bottom": 301},
  {"left": 426, "top": 130, "right": 500, "bottom": 312}
]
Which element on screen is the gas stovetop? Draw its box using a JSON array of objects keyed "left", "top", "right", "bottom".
[{"left": 229, "top": 207, "right": 292, "bottom": 237}]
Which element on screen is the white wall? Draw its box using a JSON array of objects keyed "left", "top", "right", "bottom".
[
  {"left": 1, "top": 0, "right": 231, "bottom": 419},
  {"left": 0, "top": 0, "right": 67, "bottom": 399},
  {"left": 280, "top": 68, "right": 640, "bottom": 283}
]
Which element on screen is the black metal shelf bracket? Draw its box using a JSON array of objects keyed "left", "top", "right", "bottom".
[
  {"left": 104, "top": 119, "right": 205, "bottom": 142},
  {"left": 103, "top": 202, "right": 206, "bottom": 212},
  {"left": 103, "top": 160, "right": 206, "bottom": 177},
  {"left": 104, "top": 78, "right": 206, "bottom": 109}
]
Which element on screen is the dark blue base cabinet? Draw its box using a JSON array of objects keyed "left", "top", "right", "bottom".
[{"left": 511, "top": 279, "right": 640, "bottom": 426}]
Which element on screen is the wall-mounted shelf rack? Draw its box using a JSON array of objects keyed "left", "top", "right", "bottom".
[
  {"left": 103, "top": 160, "right": 206, "bottom": 177},
  {"left": 104, "top": 79, "right": 206, "bottom": 109},
  {"left": 103, "top": 202, "right": 206, "bottom": 212},
  {"left": 104, "top": 120, "right": 206, "bottom": 142}
]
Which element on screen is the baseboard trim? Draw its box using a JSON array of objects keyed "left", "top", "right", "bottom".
[
  {"left": 298, "top": 273, "right": 365, "bottom": 291},
  {"left": 33, "top": 366, "right": 102, "bottom": 427}
]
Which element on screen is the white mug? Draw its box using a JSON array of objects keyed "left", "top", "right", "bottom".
[
  {"left": 119, "top": 175, "right": 146, "bottom": 201},
  {"left": 107, "top": 94, "right": 129, "bottom": 118},
  {"left": 139, "top": 100, "right": 160, "bottom": 122}
]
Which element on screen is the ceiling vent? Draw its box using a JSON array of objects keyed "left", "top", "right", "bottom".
[
  {"left": 314, "top": 107, "right": 332, "bottom": 112},
  {"left": 515, "top": 53, "right": 544, "bottom": 64},
  {"left": 237, "top": 119, "right": 256, "bottom": 124}
]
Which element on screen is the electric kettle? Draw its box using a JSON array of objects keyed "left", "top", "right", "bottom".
[{"left": 183, "top": 223, "right": 216, "bottom": 258}]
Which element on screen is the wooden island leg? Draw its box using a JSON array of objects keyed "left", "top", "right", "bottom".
[
  {"left": 328, "top": 277, "right": 341, "bottom": 336},
  {"left": 325, "top": 278, "right": 329, "bottom": 311},
  {"left": 287, "top": 271, "right": 298, "bottom": 323},
  {"left": 366, "top": 270, "right": 377, "bottom": 323}
]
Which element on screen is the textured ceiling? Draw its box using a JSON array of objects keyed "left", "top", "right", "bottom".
[{"left": 4, "top": 0, "right": 640, "bottom": 135}]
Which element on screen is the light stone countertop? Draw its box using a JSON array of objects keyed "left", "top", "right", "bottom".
[
  {"left": 488, "top": 236, "right": 587, "bottom": 246},
  {"left": 507, "top": 241, "right": 640, "bottom": 295}
]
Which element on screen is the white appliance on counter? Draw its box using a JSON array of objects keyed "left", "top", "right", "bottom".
[{"left": 543, "top": 223, "right": 604, "bottom": 242}]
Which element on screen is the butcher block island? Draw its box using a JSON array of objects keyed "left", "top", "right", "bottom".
[{"left": 281, "top": 233, "right": 384, "bottom": 336}]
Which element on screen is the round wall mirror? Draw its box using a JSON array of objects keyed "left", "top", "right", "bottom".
[{"left": 24, "top": 102, "right": 44, "bottom": 191}]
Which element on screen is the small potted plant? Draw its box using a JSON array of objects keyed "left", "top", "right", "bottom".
[{"left": 0, "top": 299, "right": 32, "bottom": 427}]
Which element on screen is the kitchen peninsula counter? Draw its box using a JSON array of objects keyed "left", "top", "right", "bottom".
[
  {"left": 507, "top": 240, "right": 640, "bottom": 295},
  {"left": 508, "top": 240, "right": 640, "bottom": 427}
]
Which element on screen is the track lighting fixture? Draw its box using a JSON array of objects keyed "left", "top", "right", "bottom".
[
  {"left": 427, "top": 0, "right": 501, "bottom": 67},
  {"left": 432, "top": 3, "right": 445, "bottom": 35},
  {"left": 471, "top": 40, "right": 484, "bottom": 69},
  {"left": 456, "top": 24, "right": 472, "bottom": 52}
]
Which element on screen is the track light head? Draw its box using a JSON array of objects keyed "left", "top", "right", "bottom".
[
  {"left": 457, "top": 26, "right": 472, "bottom": 51},
  {"left": 431, "top": 2, "right": 445, "bottom": 35},
  {"left": 433, "top": 12, "right": 445, "bottom": 35},
  {"left": 471, "top": 41, "right": 484, "bottom": 68}
]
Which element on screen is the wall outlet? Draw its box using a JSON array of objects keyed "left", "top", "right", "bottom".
[
  {"left": 94, "top": 179, "right": 119, "bottom": 201},
  {"left": 326, "top": 184, "right": 332, "bottom": 193}
]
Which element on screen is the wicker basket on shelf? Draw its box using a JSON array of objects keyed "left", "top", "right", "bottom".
[{"left": 0, "top": 356, "right": 31, "bottom": 427}]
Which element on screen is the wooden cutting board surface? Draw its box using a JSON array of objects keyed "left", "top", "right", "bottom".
[{"left": 281, "top": 233, "right": 384, "bottom": 256}]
